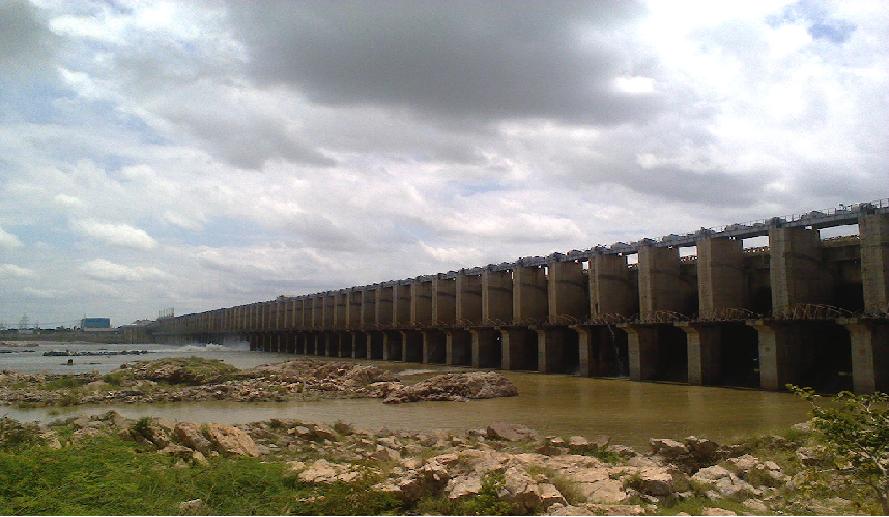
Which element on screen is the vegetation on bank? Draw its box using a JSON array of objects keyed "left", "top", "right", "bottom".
[{"left": 0, "top": 435, "right": 400, "bottom": 515}]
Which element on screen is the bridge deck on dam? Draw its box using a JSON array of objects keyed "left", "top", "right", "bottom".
[{"left": 143, "top": 199, "right": 889, "bottom": 394}]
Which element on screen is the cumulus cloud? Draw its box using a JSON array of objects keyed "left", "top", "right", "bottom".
[
  {"left": 0, "top": 225, "right": 23, "bottom": 249},
  {"left": 80, "top": 259, "right": 168, "bottom": 282},
  {"left": 53, "top": 193, "right": 84, "bottom": 208},
  {"left": 71, "top": 220, "right": 157, "bottom": 250},
  {"left": 0, "top": 263, "right": 35, "bottom": 278}
]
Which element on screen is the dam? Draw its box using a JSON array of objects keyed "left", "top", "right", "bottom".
[{"left": 145, "top": 199, "right": 889, "bottom": 394}]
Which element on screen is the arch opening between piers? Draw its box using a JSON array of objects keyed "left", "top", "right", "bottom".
[{"left": 657, "top": 326, "right": 688, "bottom": 383}]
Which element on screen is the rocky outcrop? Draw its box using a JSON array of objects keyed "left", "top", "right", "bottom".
[
  {"left": 382, "top": 371, "right": 518, "bottom": 404},
  {"left": 1, "top": 411, "right": 811, "bottom": 516},
  {"left": 0, "top": 359, "right": 518, "bottom": 407}
]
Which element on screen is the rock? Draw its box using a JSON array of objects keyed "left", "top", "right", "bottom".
[
  {"left": 157, "top": 443, "right": 195, "bottom": 460},
  {"left": 636, "top": 467, "right": 679, "bottom": 496},
  {"left": 724, "top": 454, "right": 758, "bottom": 475},
  {"left": 312, "top": 424, "right": 338, "bottom": 442},
  {"left": 486, "top": 422, "right": 537, "bottom": 442},
  {"left": 742, "top": 498, "right": 769, "bottom": 513},
  {"left": 296, "top": 459, "right": 363, "bottom": 483},
  {"left": 503, "top": 466, "right": 566, "bottom": 510},
  {"left": 692, "top": 465, "right": 754, "bottom": 500},
  {"left": 791, "top": 421, "right": 812, "bottom": 434},
  {"left": 174, "top": 422, "right": 212, "bottom": 454},
  {"left": 370, "top": 446, "right": 401, "bottom": 462},
  {"left": 701, "top": 508, "right": 736, "bottom": 516},
  {"left": 39, "top": 431, "right": 62, "bottom": 449},
  {"left": 191, "top": 451, "right": 209, "bottom": 466},
  {"left": 685, "top": 436, "right": 720, "bottom": 463},
  {"left": 649, "top": 438, "right": 688, "bottom": 458},
  {"left": 205, "top": 424, "right": 260, "bottom": 457},
  {"left": 178, "top": 499, "right": 204, "bottom": 513},
  {"left": 446, "top": 474, "right": 483, "bottom": 500},
  {"left": 796, "top": 446, "right": 824, "bottom": 467},
  {"left": 135, "top": 421, "right": 172, "bottom": 448},
  {"left": 383, "top": 371, "right": 518, "bottom": 404},
  {"left": 579, "top": 479, "right": 626, "bottom": 504}
]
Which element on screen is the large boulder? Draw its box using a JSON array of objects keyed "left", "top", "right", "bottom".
[
  {"left": 502, "top": 466, "right": 566, "bottom": 511},
  {"left": 204, "top": 424, "right": 259, "bottom": 457},
  {"left": 383, "top": 371, "right": 517, "bottom": 404},
  {"left": 446, "top": 473, "right": 484, "bottom": 500},
  {"left": 691, "top": 465, "right": 755, "bottom": 500},
  {"left": 174, "top": 422, "right": 212, "bottom": 454}
]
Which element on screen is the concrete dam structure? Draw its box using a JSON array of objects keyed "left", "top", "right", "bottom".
[{"left": 149, "top": 199, "right": 889, "bottom": 394}]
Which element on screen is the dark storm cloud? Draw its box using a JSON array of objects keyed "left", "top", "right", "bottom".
[{"left": 226, "top": 1, "right": 660, "bottom": 124}]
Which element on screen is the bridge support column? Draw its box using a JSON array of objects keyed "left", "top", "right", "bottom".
[
  {"left": 401, "top": 330, "right": 422, "bottom": 362},
  {"left": 677, "top": 323, "right": 723, "bottom": 385},
  {"left": 840, "top": 318, "right": 889, "bottom": 393},
  {"left": 747, "top": 320, "right": 801, "bottom": 390},
  {"left": 536, "top": 328, "right": 564, "bottom": 374},
  {"left": 573, "top": 326, "right": 600, "bottom": 377},
  {"left": 446, "top": 330, "right": 471, "bottom": 365},
  {"left": 861, "top": 213, "right": 889, "bottom": 313},
  {"left": 470, "top": 329, "right": 500, "bottom": 368},
  {"left": 422, "top": 330, "right": 446, "bottom": 363},
  {"left": 623, "top": 325, "right": 659, "bottom": 381},
  {"left": 590, "top": 254, "right": 635, "bottom": 319},
  {"left": 351, "top": 332, "right": 366, "bottom": 358}
]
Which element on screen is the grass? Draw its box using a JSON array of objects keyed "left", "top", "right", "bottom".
[
  {"left": 653, "top": 496, "right": 748, "bottom": 515},
  {"left": 0, "top": 436, "right": 402, "bottom": 515}
]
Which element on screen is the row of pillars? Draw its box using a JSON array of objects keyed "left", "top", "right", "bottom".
[{"left": 234, "top": 311, "right": 888, "bottom": 394}]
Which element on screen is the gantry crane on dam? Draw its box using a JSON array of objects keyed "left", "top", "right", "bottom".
[{"left": 143, "top": 199, "right": 889, "bottom": 394}]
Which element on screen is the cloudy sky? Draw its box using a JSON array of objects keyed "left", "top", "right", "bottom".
[{"left": 1, "top": 0, "right": 886, "bottom": 327}]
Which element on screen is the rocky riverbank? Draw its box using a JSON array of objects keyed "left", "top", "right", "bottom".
[
  {"left": 0, "top": 357, "right": 517, "bottom": 407},
  {"left": 0, "top": 412, "right": 875, "bottom": 515}
]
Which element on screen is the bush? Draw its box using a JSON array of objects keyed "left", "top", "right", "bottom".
[{"left": 790, "top": 386, "right": 889, "bottom": 514}]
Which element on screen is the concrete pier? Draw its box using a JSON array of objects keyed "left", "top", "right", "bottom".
[
  {"left": 590, "top": 254, "right": 635, "bottom": 319},
  {"left": 860, "top": 213, "right": 889, "bottom": 313},
  {"left": 432, "top": 275, "right": 456, "bottom": 325},
  {"left": 697, "top": 238, "right": 745, "bottom": 318},
  {"left": 769, "top": 227, "right": 830, "bottom": 312},
  {"left": 513, "top": 266, "right": 547, "bottom": 325},
  {"left": 638, "top": 245, "right": 684, "bottom": 321},
  {"left": 482, "top": 269, "right": 513, "bottom": 324},
  {"left": 456, "top": 272, "right": 482, "bottom": 325},
  {"left": 547, "top": 260, "right": 587, "bottom": 325}
]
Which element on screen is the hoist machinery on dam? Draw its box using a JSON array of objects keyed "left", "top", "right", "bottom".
[{"left": 145, "top": 199, "right": 889, "bottom": 394}]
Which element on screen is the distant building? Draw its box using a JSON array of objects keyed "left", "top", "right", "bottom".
[{"left": 81, "top": 317, "right": 111, "bottom": 330}]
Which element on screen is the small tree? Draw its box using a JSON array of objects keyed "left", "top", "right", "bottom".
[{"left": 791, "top": 386, "right": 889, "bottom": 513}]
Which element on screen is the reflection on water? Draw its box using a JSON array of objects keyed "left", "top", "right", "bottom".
[{"left": 2, "top": 342, "right": 811, "bottom": 448}]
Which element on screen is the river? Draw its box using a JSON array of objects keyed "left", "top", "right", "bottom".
[{"left": 1, "top": 341, "right": 810, "bottom": 448}]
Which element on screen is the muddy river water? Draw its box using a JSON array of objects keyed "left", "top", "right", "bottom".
[{"left": 1, "top": 342, "right": 810, "bottom": 448}]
